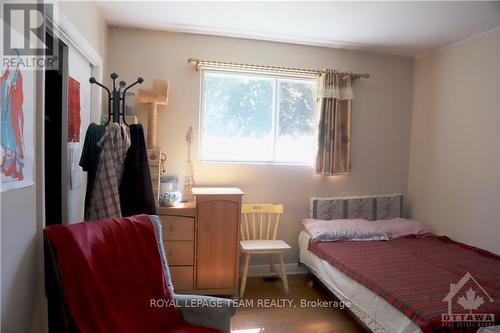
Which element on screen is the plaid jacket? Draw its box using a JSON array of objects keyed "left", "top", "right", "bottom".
[{"left": 88, "top": 123, "right": 130, "bottom": 220}]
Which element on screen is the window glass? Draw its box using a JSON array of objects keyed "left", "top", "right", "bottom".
[{"left": 200, "top": 70, "right": 315, "bottom": 164}]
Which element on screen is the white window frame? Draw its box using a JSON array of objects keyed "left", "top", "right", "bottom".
[{"left": 198, "top": 67, "right": 316, "bottom": 165}]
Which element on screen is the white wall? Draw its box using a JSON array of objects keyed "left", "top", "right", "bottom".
[
  {"left": 0, "top": 77, "right": 41, "bottom": 333},
  {"left": 58, "top": 0, "right": 108, "bottom": 73},
  {"left": 407, "top": 29, "right": 500, "bottom": 254},
  {"left": 56, "top": 0, "right": 109, "bottom": 123},
  {"left": 0, "top": 12, "right": 43, "bottom": 331},
  {"left": 107, "top": 27, "right": 414, "bottom": 264}
]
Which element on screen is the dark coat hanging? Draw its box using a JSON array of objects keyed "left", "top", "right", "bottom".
[
  {"left": 119, "top": 124, "right": 157, "bottom": 216},
  {"left": 79, "top": 123, "right": 106, "bottom": 220}
]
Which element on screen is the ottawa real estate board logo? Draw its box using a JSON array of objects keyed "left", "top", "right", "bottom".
[
  {"left": 2, "top": 2, "right": 58, "bottom": 70},
  {"left": 442, "top": 272, "right": 495, "bottom": 328}
]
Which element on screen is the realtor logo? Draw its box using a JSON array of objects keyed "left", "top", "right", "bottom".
[
  {"left": 3, "top": 2, "right": 53, "bottom": 55},
  {"left": 2, "top": 2, "right": 58, "bottom": 70},
  {"left": 442, "top": 272, "right": 495, "bottom": 328}
]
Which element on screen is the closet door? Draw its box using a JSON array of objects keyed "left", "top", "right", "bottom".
[
  {"left": 196, "top": 197, "right": 240, "bottom": 292},
  {"left": 65, "top": 48, "right": 92, "bottom": 224}
]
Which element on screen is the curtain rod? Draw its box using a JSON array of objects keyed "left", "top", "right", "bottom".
[{"left": 187, "top": 58, "right": 369, "bottom": 80}]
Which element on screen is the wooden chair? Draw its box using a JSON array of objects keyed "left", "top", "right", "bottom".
[{"left": 239, "top": 204, "right": 291, "bottom": 297}]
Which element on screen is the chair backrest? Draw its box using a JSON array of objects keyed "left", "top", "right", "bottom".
[{"left": 241, "top": 204, "right": 284, "bottom": 240}]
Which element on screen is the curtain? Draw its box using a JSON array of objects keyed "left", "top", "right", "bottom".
[{"left": 314, "top": 70, "right": 353, "bottom": 175}]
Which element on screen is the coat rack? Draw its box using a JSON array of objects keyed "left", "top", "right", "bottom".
[{"left": 89, "top": 73, "right": 144, "bottom": 125}]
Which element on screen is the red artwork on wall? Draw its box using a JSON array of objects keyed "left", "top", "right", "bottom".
[{"left": 68, "top": 77, "right": 81, "bottom": 142}]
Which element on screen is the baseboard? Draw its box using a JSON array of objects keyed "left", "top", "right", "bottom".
[{"left": 245, "top": 262, "right": 307, "bottom": 276}]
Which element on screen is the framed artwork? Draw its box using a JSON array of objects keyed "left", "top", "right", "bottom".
[
  {"left": 68, "top": 76, "right": 81, "bottom": 142},
  {"left": 0, "top": 64, "right": 35, "bottom": 192}
]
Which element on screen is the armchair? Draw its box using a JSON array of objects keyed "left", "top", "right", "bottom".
[{"left": 44, "top": 215, "right": 236, "bottom": 333}]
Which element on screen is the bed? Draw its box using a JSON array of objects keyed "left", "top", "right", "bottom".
[{"left": 298, "top": 194, "right": 500, "bottom": 333}]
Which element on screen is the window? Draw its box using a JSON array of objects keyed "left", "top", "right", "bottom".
[{"left": 200, "top": 70, "right": 316, "bottom": 164}]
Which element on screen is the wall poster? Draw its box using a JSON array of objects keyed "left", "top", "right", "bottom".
[
  {"left": 0, "top": 65, "right": 35, "bottom": 192},
  {"left": 68, "top": 76, "right": 81, "bottom": 143}
]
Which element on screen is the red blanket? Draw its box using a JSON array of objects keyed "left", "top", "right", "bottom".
[
  {"left": 45, "top": 215, "right": 218, "bottom": 333},
  {"left": 308, "top": 235, "right": 500, "bottom": 332}
]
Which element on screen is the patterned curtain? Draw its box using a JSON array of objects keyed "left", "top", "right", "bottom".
[{"left": 314, "top": 70, "right": 353, "bottom": 175}]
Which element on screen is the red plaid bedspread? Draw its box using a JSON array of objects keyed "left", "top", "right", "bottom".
[{"left": 308, "top": 235, "right": 500, "bottom": 332}]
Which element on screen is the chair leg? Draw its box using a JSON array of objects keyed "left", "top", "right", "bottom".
[
  {"left": 278, "top": 253, "right": 289, "bottom": 295},
  {"left": 268, "top": 254, "right": 275, "bottom": 274},
  {"left": 240, "top": 253, "right": 251, "bottom": 297}
]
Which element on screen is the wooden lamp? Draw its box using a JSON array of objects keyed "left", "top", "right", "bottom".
[
  {"left": 137, "top": 79, "right": 169, "bottom": 149},
  {"left": 137, "top": 79, "right": 169, "bottom": 204}
]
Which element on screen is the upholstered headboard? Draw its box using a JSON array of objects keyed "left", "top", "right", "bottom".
[{"left": 309, "top": 193, "right": 403, "bottom": 221}]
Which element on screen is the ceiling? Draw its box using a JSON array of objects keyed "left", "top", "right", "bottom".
[{"left": 95, "top": 1, "right": 500, "bottom": 58}]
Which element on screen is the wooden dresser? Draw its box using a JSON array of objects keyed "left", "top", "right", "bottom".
[{"left": 157, "top": 187, "right": 244, "bottom": 296}]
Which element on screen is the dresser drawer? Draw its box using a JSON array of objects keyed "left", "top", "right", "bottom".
[
  {"left": 160, "top": 216, "right": 194, "bottom": 241},
  {"left": 170, "top": 266, "right": 194, "bottom": 291},
  {"left": 163, "top": 241, "right": 194, "bottom": 266}
]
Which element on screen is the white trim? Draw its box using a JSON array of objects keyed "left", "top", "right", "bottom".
[
  {"left": 48, "top": 8, "right": 102, "bottom": 67},
  {"left": 415, "top": 26, "right": 500, "bottom": 60},
  {"left": 35, "top": 62, "right": 48, "bottom": 333},
  {"left": 112, "top": 21, "right": 382, "bottom": 57},
  {"left": 50, "top": 5, "right": 104, "bottom": 123},
  {"left": 245, "top": 263, "right": 307, "bottom": 277}
]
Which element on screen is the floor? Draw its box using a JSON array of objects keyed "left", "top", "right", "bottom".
[{"left": 231, "top": 274, "right": 367, "bottom": 333}]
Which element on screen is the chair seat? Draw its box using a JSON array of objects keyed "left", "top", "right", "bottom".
[{"left": 240, "top": 240, "right": 291, "bottom": 252}]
